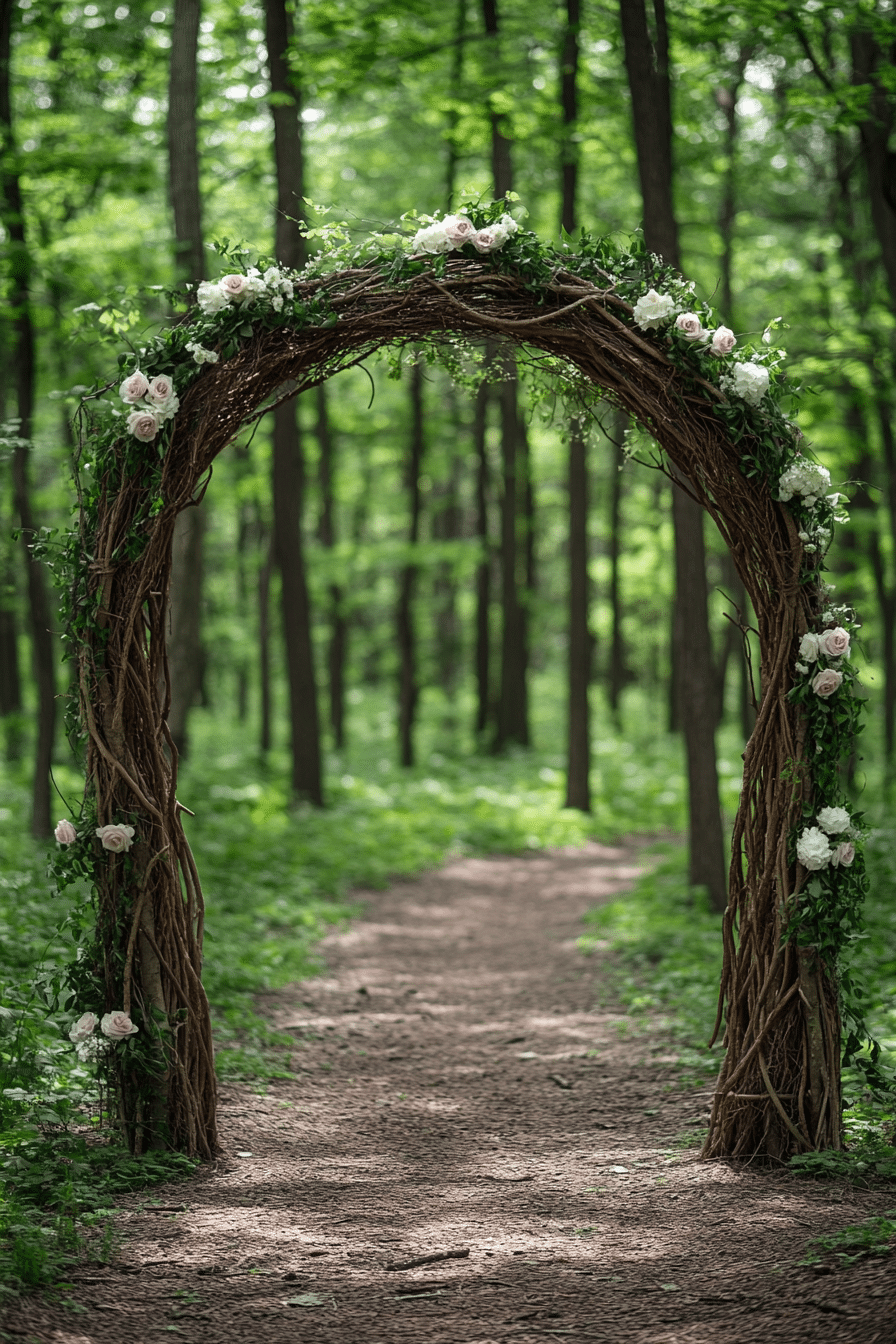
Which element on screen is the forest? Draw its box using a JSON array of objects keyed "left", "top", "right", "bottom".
[{"left": 1, "top": 0, "right": 896, "bottom": 1336}]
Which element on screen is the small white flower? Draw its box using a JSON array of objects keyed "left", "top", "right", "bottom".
[
  {"left": 55, "top": 819, "right": 77, "bottom": 845},
  {"left": 119, "top": 371, "right": 150, "bottom": 404},
  {"left": 729, "top": 361, "right": 770, "bottom": 406},
  {"left": 412, "top": 220, "right": 452, "bottom": 254},
  {"left": 196, "top": 280, "right": 229, "bottom": 315},
  {"left": 777, "top": 460, "right": 832, "bottom": 504},
  {"left": 799, "top": 633, "right": 820, "bottom": 663},
  {"left": 709, "top": 326, "right": 736, "bottom": 355},
  {"left": 633, "top": 288, "right": 676, "bottom": 330},
  {"left": 95, "top": 823, "right": 136, "bottom": 853},
  {"left": 126, "top": 410, "right": 162, "bottom": 442},
  {"left": 675, "top": 312, "right": 705, "bottom": 341},
  {"left": 796, "top": 826, "right": 833, "bottom": 871},
  {"left": 185, "top": 341, "right": 219, "bottom": 365},
  {"left": 817, "top": 806, "right": 850, "bottom": 835},
  {"left": 830, "top": 841, "right": 855, "bottom": 868},
  {"left": 795, "top": 662, "right": 808, "bottom": 675},
  {"left": 100, "top": 1010, "right": 138, "bottom": 1040}
]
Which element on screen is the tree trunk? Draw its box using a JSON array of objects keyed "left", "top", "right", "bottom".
[
  {"left": 560, "top": 0, "right": 589, "bottom": 807},
  {"left": 482, "top": 0, "right": 527, "bottom": 750},
  {"left": 618, "top": 0, "right": 725, "bottom": 907},
  {"left": 165, "top": 0, "right": 207, "bottom": 758},
  {"left": 265, "top": 0, "right": 322, "bottom": 803},
  {"left": 474, "top": 372, "right": 491, "bottom": 738},
  {"left": 258, "top": 530, "right": 274, "bottom": 755},
  {"left": 397, "top": 362, "right": 424, "bottom": 768},
  {"left": 607, "top": 419, "right": 629, "bottom": 725},
  {"left": 316, "top": 383, "right": 347, "bottom": 750},
  {"left": 1, "top": 0, "right": 55, "bottom": 836},
  {"left": 166, "top": 505, "right": 206, "bottom": 756},
  {"left": 496, "top": 361, "right": 529, "bottom": 748},
  {"left": 851, "top": 31, "right": 896, "bottom": 314},
  {"left": 565, "top": 422, "right": 590, "bottom": 810}
]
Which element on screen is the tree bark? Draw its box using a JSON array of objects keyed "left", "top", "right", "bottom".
[
  {"left": 474, "top": 371, "right": 491, "bottom": 738},
  {"left": 258, "top": 529, "right": 274, "bottom": 754},
  {"left": 397, "top": 362, "right": 424, "bottom": 768},
  {"left": 560, "top": 0, "right": 589, "bottom": 808},
  {"left": 316, "top": 383, "right": 347, "bottom": 750},
  {"left": 618, "top": 0, "right": 726, "bottom": 909},
  {"left": 851, "top": 30, "right": 896, "bottom": 313},
  {"left": 265, "top": 0, "right": 322, "bottom": 803},
  {"left": 607, "top": 418, "right": 629, "bottom": 725},
  {"left": 483, "top": 0, "right": 528, "bottom": 749},
  {"left": 166, "top": 0, "right": 207, "bottom": 757},
  {"left": 1, "top": 0, "right": 55, "bottom": 836}
]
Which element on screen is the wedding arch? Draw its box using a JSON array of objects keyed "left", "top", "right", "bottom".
[{"left": 52, "top": 202, "right": 871, "bottom": 1163}]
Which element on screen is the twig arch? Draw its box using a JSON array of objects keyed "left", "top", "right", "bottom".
[{"left": 72, "top": 255, "right": 845, "bottom": 1159}]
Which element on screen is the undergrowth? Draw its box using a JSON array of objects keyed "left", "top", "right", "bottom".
[{"left": 579, "top": 841, "right": 896, "bottom": 1180}]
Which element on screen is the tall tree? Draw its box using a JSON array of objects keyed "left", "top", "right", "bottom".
[
  {"left": 397, "top": 362, "right": 424, "bottom": 767},
  {"left": 483, "top": 0, "right": 529, "bottom": 750},
  {"left": 316, "top": 384, "right": 347, "bottom": 750},
  {"left": 618, "top": 0, "right": 726, "bottom": 910},
  {"left": 560, "top": 0, "right": 590, "bottom": 811},
  {"left": 165, "top": 0, "right": 207, "bottom": 757},
  {"left": 265, "top": 0, "right": 323, "bottom": 803},
  {"left": 473, "top": 370, "right": 492, "bottom": 738},
  {"left": 0, "top": 0, "right": 55, "bottom": 836}
]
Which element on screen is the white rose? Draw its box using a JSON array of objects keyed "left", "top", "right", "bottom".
[
  {"left": 830, "top": 841, "right": 855, "bottom": 868},
  {"left": 95, "top": 823, "right": 136, "bottom": 853},
  {"left": 817, "top": 806, "right": 850, "bottom": 835},
  {"left": 126, "top": 410, "right": 161, "bottom": 442},
  {"left": 69, "top": 1012, "right": 97, "bottom": 1044},
  {"left": 633, "top": 288, "right": 676, "bottom": 330},
  {"left": 196, "top": 280, "right": 229, "bottom": 315},
  {"left": 709, "top": 326, "right": 736, "bottom": 355},
  {"left": 674, "top": 312, "right": 705, "bottom": 341},
  {"left": 796, "top": 826, "right": 833, "bottom": 871},
  {"left": 412, "top": 221, "right": 451, "bottom": 254},
  {"left": 730, "top": 362, "right": 770, "bottom": 406},
  {"left": 819, "top": 627, "right": 850, "bottom": 659},
  {"left": 799, "top": 633, "right": 820, "bottom": 663},
  {"left": 119, "top": 371, "right": 150, "bottom": 404},
  {"left": 100, "top": 1010, "right": 138, "bottom": 1040},
  {"left": 54, "top": 819, "right": 77, "bottom": 845},
  {"left": 471, "top": 228, "right": 500, "bottom": 253}
]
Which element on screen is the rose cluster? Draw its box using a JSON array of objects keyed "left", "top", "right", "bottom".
[
  {"left": 411, "top": 212, "right": 519, "bottom": 256},
  {"left": 120, "top": 370, "right": 179, "bottom": 443},
  {"left": 796, "top": 808, "right": 856, "bottom": 872},
  {"left": 196, "top": 265, "right": 295, "bottom": 317},
  {"left": 68, "top": 1009, "right": 138, "bottom": 1062},
  {"left": 55, "top": 820, "right": 136, "bottom": 851},
  {"left": 631, "top": 290, "right": 770, "bottom": 406},
  {"left": 794, "top": 626, "right": 850, "bottom": 697}
]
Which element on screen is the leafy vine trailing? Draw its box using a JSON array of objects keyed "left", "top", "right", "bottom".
[{"left": 40, "top": 194, "right": 882, "bottom": 1134}]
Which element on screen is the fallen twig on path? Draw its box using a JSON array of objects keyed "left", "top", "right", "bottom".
[{"left": 384, "top": 1248, "right": 470, "bottom": 1270}]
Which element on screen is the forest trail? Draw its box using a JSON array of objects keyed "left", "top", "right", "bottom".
[{"left": 4, "top": 842, "right": 895, "bottom": 1344}]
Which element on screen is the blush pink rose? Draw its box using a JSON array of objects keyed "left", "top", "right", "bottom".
[
  {"left": 100, "top": 1010, "right": 138, "bottom": 1040},
  {"left": 709, "top": 326, "right": 736, "bottom": 355},
  {"left": 69, "top": 1011, "right": 97, "bottom": 1043},
  {"left": 55, "top": 819, "right": 77, "bottom": 845},
  {"left": 444, "top": 215, "right": 476, "bottom": 246},
  {"left": 95, "top": 823, "right": 136, "bottom": 853},
  {"left": 146, "top": 374, "right": 175, "bottom": 405},
  {"left": 126, "top": 410, "right": 161, "bottom": 442},
  {"left": 119, "top": 370, "right": 150, "bottom": 403},
  {"left": 675, "top": 312, "right": 704, "bottom": 341},
  {"left": 811, "top": 668, "right": 843, "bottom": 698},
  {"left": 830, "top": 841, "right": 855, "bottom": 868},
  {"left": 220, "top": 273, "right": 249, "bottom": 299},
  {"left": 471, "top": 229, "right": 498, "bottom": 253},
  {"left": 819, "top": 627, "right": 850, "bottom": 659}
]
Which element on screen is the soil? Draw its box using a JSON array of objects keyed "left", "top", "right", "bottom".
[{"left": 3, "top": 840, "right": 895, "bottom": 1344}]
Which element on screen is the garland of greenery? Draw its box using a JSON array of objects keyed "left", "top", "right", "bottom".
[{"left": 42, "top": 196, "right": 877, "bottom": 1159}]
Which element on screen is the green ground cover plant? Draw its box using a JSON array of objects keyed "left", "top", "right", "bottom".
[{"left": 579, "top": 820, "right": 896, "bottom": 1175}]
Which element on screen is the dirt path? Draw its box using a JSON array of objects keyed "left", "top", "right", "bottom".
[{"left": 4, "top": 842, "right": 895, "bottom": 1344}]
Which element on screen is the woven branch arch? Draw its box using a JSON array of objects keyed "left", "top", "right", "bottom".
[{"left": 77, "top": 255, "right": 841, "bottom": 1161}]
